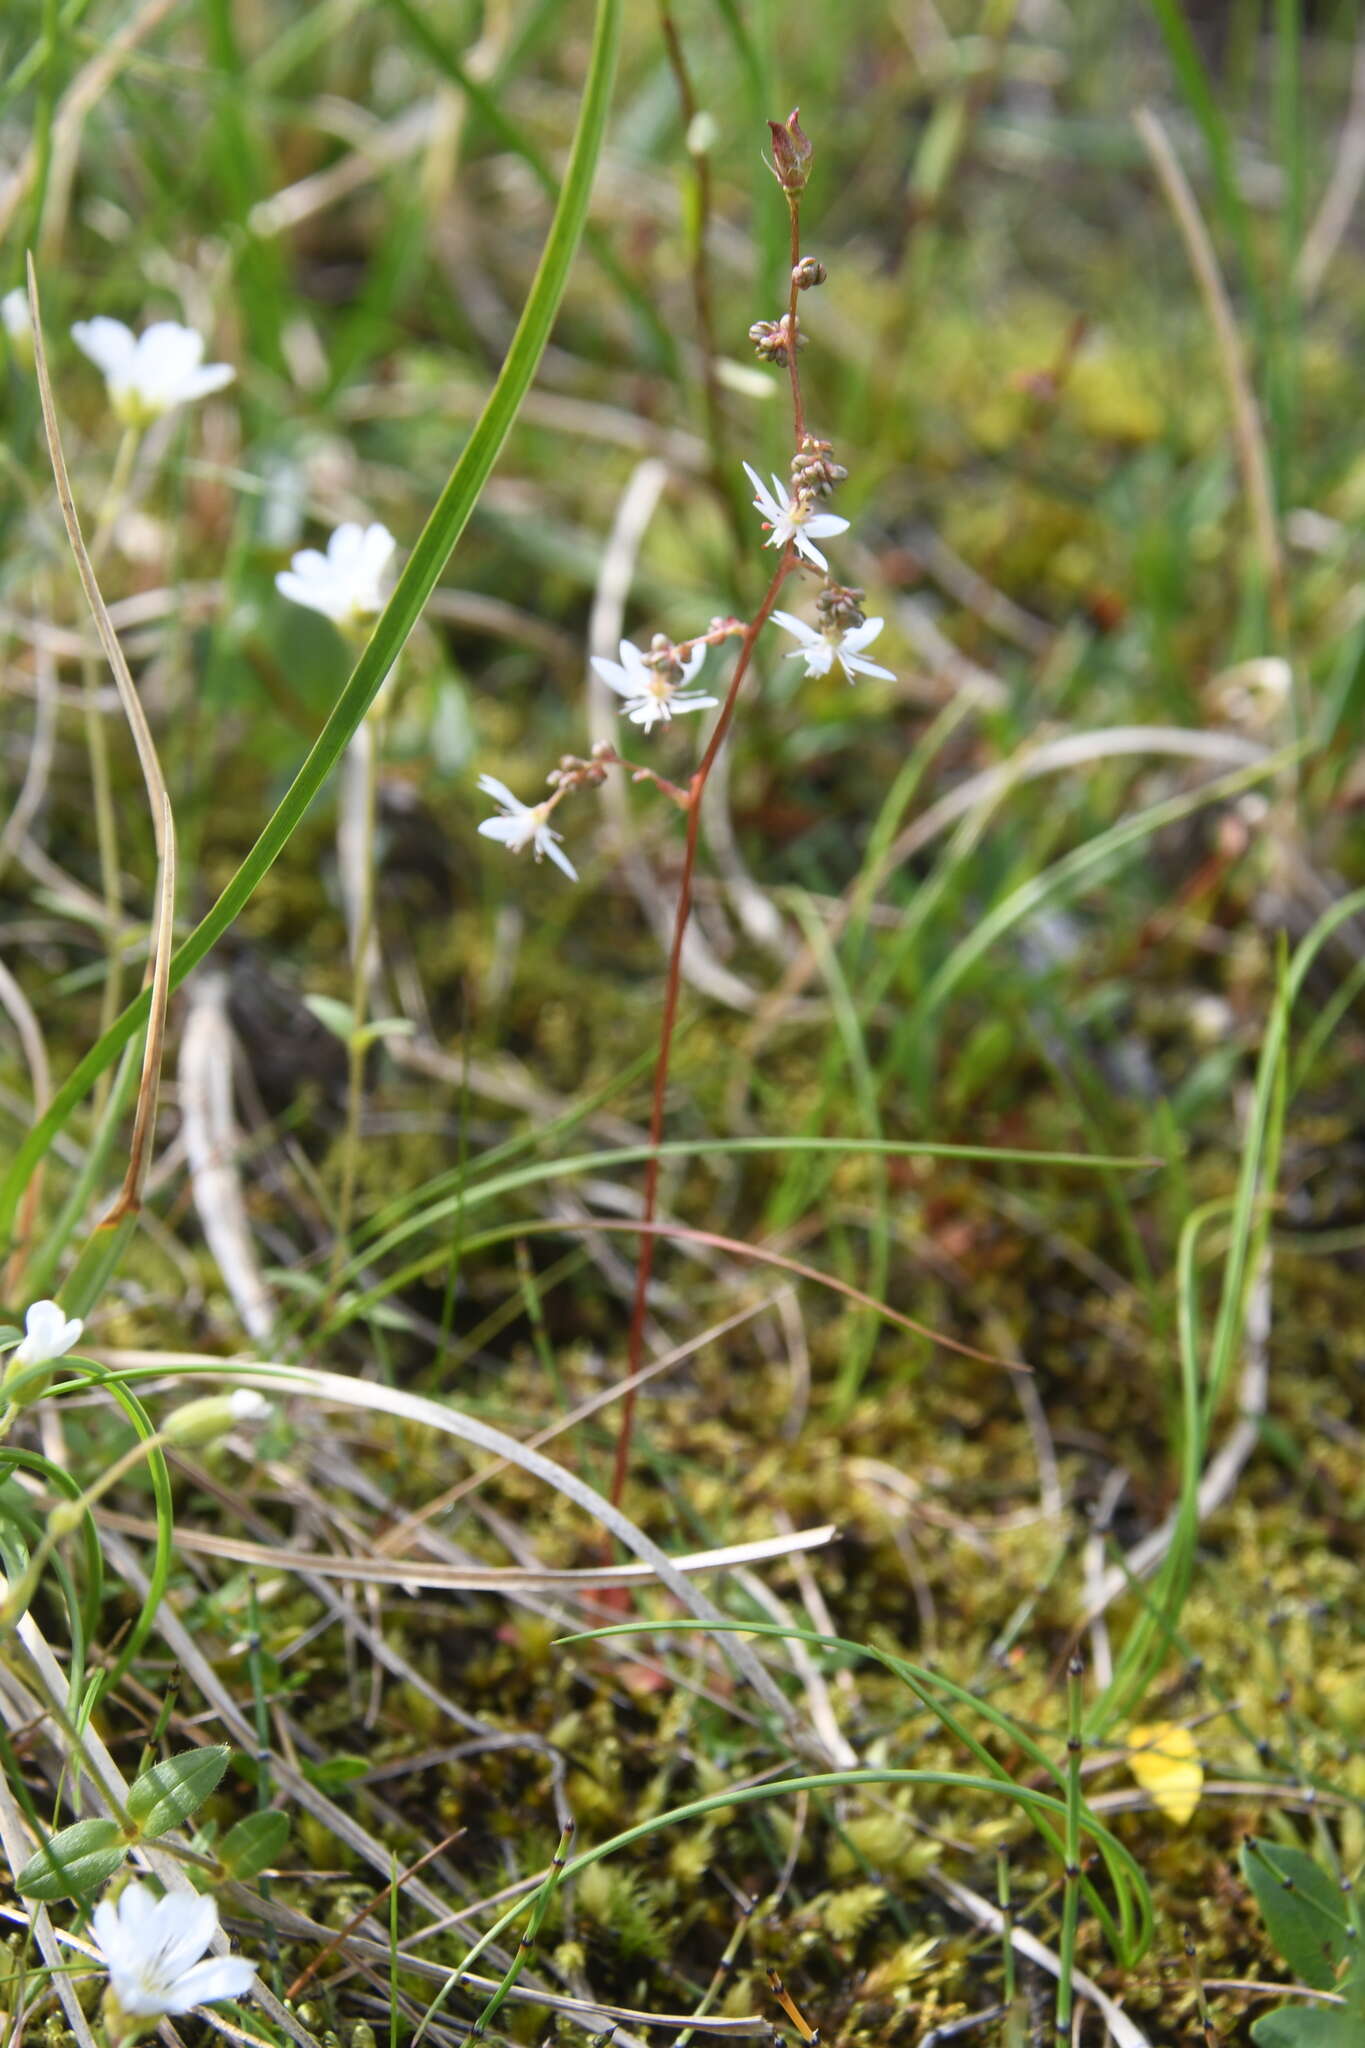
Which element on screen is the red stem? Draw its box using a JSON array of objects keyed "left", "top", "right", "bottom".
[
  {"left": 606, "top": 188, "right": 810, "bottom": 1516},
  {"left": 607, "top": 551, "right": 793, "bottom": 1512},
  {"left": 785, "top": 198, "right": 805, "bottom": 444}
]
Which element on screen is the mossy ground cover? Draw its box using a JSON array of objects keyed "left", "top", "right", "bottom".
[{"left": 1, "top": 3, "right": 1363, "bottom": 2045}]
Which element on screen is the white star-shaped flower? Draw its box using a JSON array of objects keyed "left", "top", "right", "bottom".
[
  {"left": 275, "top": 523, "right": 396, "bottom": 628},
  {"left": 591, "top": 638, "right": 719, "bottom": 733},
  {"left": 11, "top": 1300, "right": 83, "bottom": 1369},
  {"left": 743, "top": 461, "right": 849, "bottom": 572},
  {"left": 477, "top": 775, "right": 577, "bottom": 881},
  {"left": 91, "top": 1883, "right": 256, "bottom": 2024},
  {"left": 70, "top": 318, "right": 234, "bottom": 426},
  {"left": 771, "top": 609, "right": 894, "bottom": 684}
]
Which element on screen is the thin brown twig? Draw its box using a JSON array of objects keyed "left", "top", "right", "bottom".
[{"left": 285, "top": 1831, "right": 466, "bottom": 2000}]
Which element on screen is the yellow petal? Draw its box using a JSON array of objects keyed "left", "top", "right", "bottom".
[{"left": 1128, "top": 1721, "right": 1203, "bottom": 1826}]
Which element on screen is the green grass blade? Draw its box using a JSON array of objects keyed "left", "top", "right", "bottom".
[{"left": 0, "top": 0, "right": 624, "bottom": 1254}]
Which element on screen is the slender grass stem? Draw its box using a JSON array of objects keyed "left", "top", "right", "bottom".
[
  {"left": 333, "top": 702, "right": 384, "bottom": 1282},
  {"left": 81, "top": 425, "right": 141, "bottom": 1114},
  {"left": 1055, "top": 1651, "right": 1085, "bottom": 2043}
]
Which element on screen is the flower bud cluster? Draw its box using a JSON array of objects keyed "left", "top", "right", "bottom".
[
  {"left": 817, "top": 582, "right": 867, "bottom": 632},
  {"left": 749, "top": 314, "right": 805, "bottom": 366},
  {"left": 547, "top": 748, "right": 613, "bottom": 794},
  {"left": 792, "top": 257, "right": 826, "bottom": 290},
  {"left": 790, "top": 435, "right": 847, "bottom": 499}
]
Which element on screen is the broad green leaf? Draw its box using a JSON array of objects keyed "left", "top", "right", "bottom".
[
  {"left": 217, "top": 1809, "right": 290, "bottom": 1881},
  {"left": 1241, "top": 1840, "right": 1353, "bottom": 1991},
  {"left": 16, "top": 1818, "right": 126, "bottom": 1899},
  {"left": 1251, "top": 2006, "right": 1358, "bottom": 2048},
  {"left": 128, "top": 1745, "right": 231, "bottom": 1840}
]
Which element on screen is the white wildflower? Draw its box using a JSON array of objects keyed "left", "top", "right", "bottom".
[
  {"left": 771, "top": 609, "right": 894, "bottom": 683},
  {"left": 477, "top": 775, "right": 577, "bottom": 881},
  {"left": 70, "top": 317, "right": 234, "bottom": 426},
  {"left": 3, "top": 288, "right": 31, "bottom": 343},
  {"left": 591, "top": 638, "right": 718, "bottom": 733},
  {"left": 275, "top": 522, "right": 396, "bottom": 628},
  {"left": 11, "top": 1300, "right": 83, "bottom": 1369},
  {"left": 743, "top": 460, "right": 849, "bottom": 571},
  {"left": 91, "top": 1883, "right": 255, "bottom": 2032}
]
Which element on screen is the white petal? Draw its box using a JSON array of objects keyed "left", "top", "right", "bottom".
[
  {"left": 791, "top": 533, "right": 829, "bottom": 571},
  {"left": 743, "top": 461, "right": 780, "bottom": 520},
  {"left": 24, "top": 1301, "right": 66, "bottom": 1346},
  {"left": 676, "top": 642, "right": 707, "bottom": 685},
  {"left": 284, "top": 547, "right": 331, "bottom": 581},
  {"left": 540, "top": 834, "right": 578, "bottom": 881},
  {"left": 162, "top": 1956, "right": 256, "bottom": 2011},
  {"left": 132, "top": 322, "right": 206, "bottom": 400},
  {"left": 795, "top": 643, "right": 834, "bottom": 677},
  {"left": 842, "top": 651, "right": 895, "bottom": 683},
  {"left": 475, "top": 774, "right": 525, "bottom": 813},
  {"left": 149, "top": 1891, "right": 219, "bottom": 1981},
  {"left": 14, "top": 1299, "right": 81, "bottom": 1365},
  {"left": 803, "top": 511, "right": 849, "bottom": 540},
  {"left": 478, "top": 817, "right": 522, "bottom": 847},
  {"left": 71, "top": 317, "right": 137, "bottom": 379},
  {"left": 771, "top": 610, "right": 818, "bottom": 646},
  {"left": 327, "top": 523, "right": 367, "bottom": 569},
  {"left": 590, "top": 657, "right": 635, "bottom": 698},
  {"left": 672, "top": 691, "right": 719, "bottom": 715},
  {"left": 275, "top": 570, "right": 343, "bottom": 619},
  {"left": 182, "top": 362, "right": 235, "bottom": 401},
  {"left": 843, "top": 617, "right": 885, "bottom": 653},
  {"left": 91, "top": 1898, "right": 122, "bottom": 1957},
  {"left": 358, "top": 523, "right": 396, "bottom": 579},
  {"left": 616, "top": 639, "right": 650, "bottom": 680}
]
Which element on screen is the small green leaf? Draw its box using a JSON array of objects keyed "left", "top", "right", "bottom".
[
  {"left": 302, "top": 995, "right": 355, "bottom": 1043},
  {"left": 127, "top": 1745, "right": 231, "bottom": 1840},
  {"left": 217, "top": 1809, "right": 289, "bottom": 1881},
  {"left": 351, "top": 1017, "right": 415, "bottom": 1052},
  {"left": 300, "top": 1754, "right": 369, "bottom": 1794},
  {"left": 1250, "top": 2005, "right": 1358, "bottom": 2047},
  {"left": 16, "top": 1818, "right": 126, "bottom": 1899},
  {"left": 1241, "top": 1839, "right": 1354, "bottom": 1991}
]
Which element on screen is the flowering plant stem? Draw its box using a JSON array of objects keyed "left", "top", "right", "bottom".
[
  {"left": 608, "top": 176, "right": 809, "bottom": 1513},
  {"left": 84, "top": 424, "right": 141, "bottom": 1113}
]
